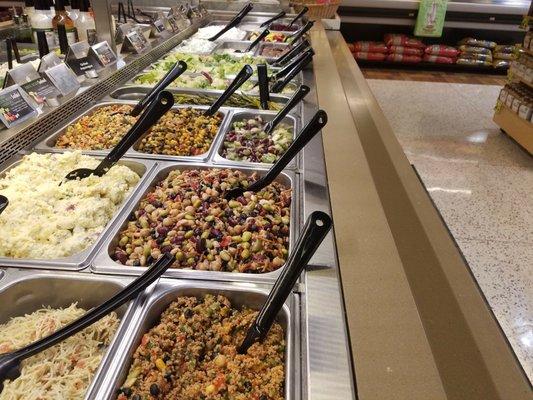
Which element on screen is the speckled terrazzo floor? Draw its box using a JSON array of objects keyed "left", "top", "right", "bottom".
[{"left": 368, "top": 79, "right": 533, "bottom": 382}]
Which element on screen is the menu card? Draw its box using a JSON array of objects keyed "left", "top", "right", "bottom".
[{"left": 0, "top": 85, "right": 39, "bottom": 128}]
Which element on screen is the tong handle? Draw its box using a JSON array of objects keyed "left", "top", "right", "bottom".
[
  {"left": 208, "top": 2, "right": 253, "bottom": 41},
  {"left": 248, "top": 110, "right": 327, "bottom": 192},
  {"left": 95, "top": 91, "right": 174, "bottom": 175},
  {"left": 289, "top": 6, "right": 308, "bottom": 27},
  {"left": 238, "top": 211, "right": 332, "bottom": 353},
  {"left": 130, "top": 61, "right": 186, "bottom": 117},
  {"left": 260, "top": 11, "right": 285, "bottom": 28},
  {"left": 264, "top": 85, "right": 309, "bottom": 134},
  {"left": 204, "top": 65, "right": 253, "bottom": 116}
]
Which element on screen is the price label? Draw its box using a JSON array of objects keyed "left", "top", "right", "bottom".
[
  {"left": 44, "top": 63, "right": 80, "bottom": 96},
  {"left": 21, "top": 77, "right": 60, "bottom": 105},
  {"left": 153, "top": 18, "right": 166, "bottom": 33},
  {"left": 0, "top": 85, "right": 39, "bottom": 128},
  {"left": 90, "top": 41, "right": 117, "bottom": 67},
  {"left": 124, "top": 31, "right": 150, "bottom": 54},
  {"left": 167, "top": 15, "right": 179, "bottom": 32}
]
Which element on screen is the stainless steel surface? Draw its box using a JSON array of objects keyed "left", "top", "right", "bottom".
[
  {"left": 91, "top": 279, "right": 299, "bottom": 400},
  {"left": 0, "top": 155, "right": 158, "bottom": 270},
  {"left": 211, "top": 109, "right": 300, "bottom": 170},
  {"left": 93, "top": 0, "right": 117, "bottom": 51},
  {"left": 0, "top": 12, "right": 357, "bottom": 400},
  {"left": 91, "top": 161, "right": 300, "bottom": 284},
  {"left": 0, "top": 268, "right": 138, "bottom": 400},
  {"left": 108, "top": 85, "right": 293, "bottom": 108},
  {"left": 34, "top": 101, "right": 234, "bottom": 164}
]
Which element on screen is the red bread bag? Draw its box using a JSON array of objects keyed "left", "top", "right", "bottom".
[
  {"left": 386, "top": 35, "right": 425, "bottom": 48},
  {"left": 387, "top": 54, "right": 422, "bottom": 63},
  {"left": 353, "top": 52, "right": 387, "bottom": 61},
  {"left": 425, "top": 45, "right": 459, "bottom": 58},
  {"left": 389, "top": 46, "right": 424, "bottom": 56},
  {"left": 353, "top": 41, "right": 388, "bottom": 53}
]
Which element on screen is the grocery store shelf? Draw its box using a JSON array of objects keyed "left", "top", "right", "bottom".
[
  {"left": 493, "top": 104, "right": 533, "bottom": 154},
  {"left": 355, "top": 58, "right": 508, "bottom": 74}
]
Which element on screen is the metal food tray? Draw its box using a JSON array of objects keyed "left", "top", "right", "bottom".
[
  {"left": 212, "top": 109, "right": 300, "bottom": 170},
  {"left": 90, "top": 279, "right": 300, "bottom": 400},
  {"left": 0, "top": 153, "right": 157, "bottom": 270},
  {"left": 107, "top": 86, "right": 294, "bottom": 113},
  {"left": 91, "top": 161, "right": 301, "bottom": 284},
  {"left": 34, "top": 101, "right": 233, "bottom": 164},
  {"left": 206, "top": 19, "right": 302, "bottom": 32},
  {"left": 256, "top": 42, "right": 291, "bottom": 64},
  {"left": 0, "top": 268, "right": 139, "bottom": 400}
]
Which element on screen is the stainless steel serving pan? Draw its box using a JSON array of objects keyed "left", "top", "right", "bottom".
[
  {"left": 0, "top": 153, "right": 157, "bottom": 270},
  {"left": 90, "top": 279, "right": 299, "bottom": 400},
  {"left": 91, "top": 161, "right": 301, "bottom": 284},
  {"left": 256, "top": 42, "right": 291, "bottom": 64},
  {"left": 0, "top": 269, "right": 139, "bottom": 400},
  {"left": 212, "top": 109, "right": 300, "bottom": 170},
  {"left": 206, "top": 19, "right": 302, "bottom": 32},
  {"left": 107, "top": 86, "right": 295, "bottom": 112},
  {"left": 34, "top": 101, "right": 233, "bottom": 164}
]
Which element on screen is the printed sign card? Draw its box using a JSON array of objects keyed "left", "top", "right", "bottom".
[{"left": 0, "top": 85, "right": 39, "bottom": 128}]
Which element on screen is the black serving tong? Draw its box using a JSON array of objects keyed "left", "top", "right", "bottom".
[
  {"left": 0, "top": 253, "right": 175, "bottom": 392},
  {"left": 208, "top": 2, "right": 253, "bottom": 41},
  {"left": 257, "top": 64, "right": 270, "bottom": 110},
  {"left": 7, "top": 38, "right": 20, "bottom": 63},
  {"left": 236, "top": 28, "right": 269, "bottom": 53},
  {"left": 5, "top": 39, "right": 13, "bottom": 70},
  {"left": 271, "top": 48, "right": 314, "bottom": 83},
  {"left": 130, "top": 61, "right": 187, "bottom": 117},
  {"left": 288, "top": 6, "right": 308, "bottom": 28},
  {"left": 273, "top": 39, "right": 310, "bottom": 67},
  {"left": 260, "top": 10, "right": 285, "bottom": 28},
  {"left": 264, "top": 85, "right": 309, "bottom": 134},
  {"left": 136, "top": 8, "right": 155, "bottom": 22},
  {"left": 271, "top": 51, "right": 313, "bottom": 94},
  {"left": 239, "top": 210, "right": 332, "bottom": 354},
  {"left": 0, "top": 195, "right": 8, "bottom": 215},
  {"left": 225, "top": 109, "right": 327, "bottom": 200},
  {"left": 117, "top": 2, "right": 127, "bottom": 23},
  {"left": 62, "top": 91, "right": 174, "bottom": 183},
  {"left": 204, "top": 65, "right": 254, "bottom": 116},
  {"left": 287, "top": 20, "right": 314, "bottom": 45}
]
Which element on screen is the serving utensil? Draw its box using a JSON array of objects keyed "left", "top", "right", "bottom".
[
  {"left": 208, "top": 2, "right": 253, "bottom": 41},
  {"left": 257, "top": 64, "right": 270, "bottom": 110},
  {"left": 0, "top": 252, "right": 174, "bottom": 392},
  {"left": 264, "top": 85, "right": 310, "bottom": 134},
  {"left": 62, "top": 91, "right": 174, "bottom": 183},
  {"left": 130, "top": 60, "right": 187, "bottom": 117},
  {"left": 271, "top": 51, "right": 313, "bottom": 94},
  {"left": 239, "top": 210, "right": 332, "bottom": 354},
  {"left": 287, "top": 21, "right": 314, "bottom": 45},
  {"left": 236, "top": 28, "right": 269, "bottom": 53},
  {"left": 260, "top": 11, "right": 286, "bottom": 28},
  {"left": 272, "top": 48, "right": 314, "bottom": 83},
  {"left": 289, "top": 6, "right": 308, "bottom": 28},
  {"left": 0, "top": 195, "right": 8, "bottom": 215},
  {"left": 225, "top": 109, "right": 327, "bottom": 199},
  {"left": 204, "top": 65, "right": 254, "bottom": 116},
  {"left": 272, "top": 39, "right": 310, "bottom": 67}
]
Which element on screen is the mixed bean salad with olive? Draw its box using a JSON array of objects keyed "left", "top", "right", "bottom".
[
  {"left": 113, "top": 169, "right": 291, "bottom": 273},
  {"left": 54, "top": 104, "right": 222, "bottom": 157},
  {"left": 222, "top": 116, "right": 294, "bottom": 163}
]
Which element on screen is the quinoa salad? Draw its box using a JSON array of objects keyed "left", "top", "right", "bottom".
[
  {"left": 0, "top": 152, "right": 140, "bottom": 259},
  {"left": 113, "top": 169, "right": 291, "bottom": 273},
  {"left": 55, "top": 105, "right": 222, "bottom": 157},
  {"left": 117, "top": 294, "right": 285, "bottom": 400}
]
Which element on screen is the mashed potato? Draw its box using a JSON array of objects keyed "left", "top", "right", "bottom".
[{"left": 0, "top": 152, "right": 140, "bottom": 259}]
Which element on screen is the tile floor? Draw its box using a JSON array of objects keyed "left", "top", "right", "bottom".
[{"left": 367, "top": 79, "right": 533, "bottom": 382}]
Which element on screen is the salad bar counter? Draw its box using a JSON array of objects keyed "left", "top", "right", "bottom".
[{"left": 0, "top": 4, "right": 531, "bottom": 400}]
